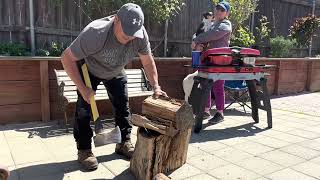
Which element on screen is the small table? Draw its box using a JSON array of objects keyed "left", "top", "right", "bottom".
[{"left": 188, "top": 65, "right": 274, "bottom": 133}]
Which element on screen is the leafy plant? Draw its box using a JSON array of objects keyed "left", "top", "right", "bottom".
[
  {"left": 231, "top": 26, "right": 255, "bottom": 47},
  {"left": 0, "top": 43, "right": 28, "bottom": 56},
  {"left": 270, "top": 36, "right": 297, "bottom": 57},
  {"left": 36, "top": 42, "right": 66, "bottom": 57},
  {"left": 35, "top": 49, "right": 50, "bottom": 56},
  {"left": 49, "top": 42, "right": 66, "bottom": 56},
  {"left": 51, "top": 0, "right": 185, "bottom": 23},
  {"left": 255, "top": 15, "right": 271, "bottom": 44},
  {"left": 289, "top": 15, "right": 320, "bottom": 48}
]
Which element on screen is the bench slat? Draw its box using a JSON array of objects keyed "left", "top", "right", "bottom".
[
  {"left": 60, "top": 83, "right": 148, "bottom": 92},
  {"left": 55, "top": 68, "right": 152, "bottom": 104},
  {"left": 66, "top": 91, "right": 153, "bottom": 103},
  {"left": 58, "top": 78, "right": 146, "bottom": 86},
  {"left": 56, "top": 69, "right": 144, "bottom": 76},
  {"left": 125, "top": 69, "right": 144, "bottom": 75},
  {"left": 63, "top": 87, "right": 149, "bottom": 96},
  {"left": 59, "top": 81, "right": 147, "bottom": 87},
  {"left": 57, "top": 74, "right": 145, "bottom": 82}
]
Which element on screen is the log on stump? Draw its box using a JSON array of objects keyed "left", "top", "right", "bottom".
[
  {"left": 131, "top": 114, "right": 168, "bottom": 135},
  {"left": 131, "top": 114, "right": 178, "bottom": 137},
  {"left": 142, "top": 97, "right": 194, "bottom": 130},
  {"left": 130, "top": 128, "right": 192, "bottom": 180}
]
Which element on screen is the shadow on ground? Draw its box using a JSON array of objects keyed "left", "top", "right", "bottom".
[
  {"left": 4, "top": 117, "right": 115, "bottom": 139},
  {"left": 190, "top": 108, "right": 269, "bottom": 144},
  {"left": 10, "top": 153, "right": 134, "bottom": 180}
]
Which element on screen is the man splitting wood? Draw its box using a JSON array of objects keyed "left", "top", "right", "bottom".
[{"left": 60, "top": 3, "right": 167, "bottom": 171}]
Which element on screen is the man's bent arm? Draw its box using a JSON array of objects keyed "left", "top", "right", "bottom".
[
  {"left": 60, "top": 48, "right": 87, "bottom": 95},
  {"left": 139, "top": 53, "right": 160, "bottom": 90}
]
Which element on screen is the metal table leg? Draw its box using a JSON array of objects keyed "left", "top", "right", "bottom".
[
  {"left": 246, "top": 78, "right": 272, "bottom": 128},
  {"left": 259, "top": 78, "right": 272, "bottom": 128},
  {"left": 247, "top": 80, "right": 259, "bottom": 123},
  {"left": 189, "top": 76, "right": 214, "bottom": 133}
]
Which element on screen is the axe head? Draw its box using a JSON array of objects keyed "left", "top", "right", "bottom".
[{"left": 94, "top": 126, "right": 122, "bottom": 147}]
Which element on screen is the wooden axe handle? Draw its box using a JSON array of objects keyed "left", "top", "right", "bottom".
[{"left": 81, "top": 64, "right": 99, "bottom": 122}]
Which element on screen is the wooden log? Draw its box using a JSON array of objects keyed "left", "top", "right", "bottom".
[
  {"left": 142, "top": 97, "right": 194, "bottom": 130},
  {"left": 162, "top": 129, "right": 192, "bottom": 171},
  {"left": 131, "top": 114, "right": 179, "bottom": 137},
  {"left": 131, "top": 114, "right": 167, "bottom": 135},
  {"left": 130, "top": 128, "right": 159, "bottom": 180},
  {"left": 153, "top": 129, "right": 192, "bottom": 173},
  {"left": 130, "top": 128, "right": 192, "bottom": 180}
]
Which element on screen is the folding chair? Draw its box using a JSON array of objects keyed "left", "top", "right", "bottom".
[{"left": 224, "top": 80, "right": 251, "bottom": 113}]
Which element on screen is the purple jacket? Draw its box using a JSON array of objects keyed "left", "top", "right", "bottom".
[{"left": 194, "top": 19, "right": 232, "bottom": 48}]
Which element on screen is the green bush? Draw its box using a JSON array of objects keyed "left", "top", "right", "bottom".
[
  {"left": 255, "top": 15, "right": 271, "bottom": 44},
  {"left": 231, "top": 26, "right": 255, "bottom": 47},
  {"left": 49, "top": 42, "right": 66, "bottom": 56},
  {"left": 0, "top": 43, "right": 28, "bottom": 56},
  {"left": 270, "top": 36, "right": 297, "bottom": 57},
  {"left": 36, "top": 42, "right": 66, "bottom": 57},
  {"left": 35, "top": 49, "right": 50, "bottom": 56},
  {"left": 289, "top": 15, "right": 320, "bottom": 48},
  {"left": 51, "top": 0, "right": 185, "bottom": 23}
]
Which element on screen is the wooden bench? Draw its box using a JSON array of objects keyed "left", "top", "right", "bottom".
[{"left": 54, "top": 68, "right": 154, "bottom": 129}]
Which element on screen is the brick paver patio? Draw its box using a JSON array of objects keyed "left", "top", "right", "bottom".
[{"left": 1, "top": 92, "right": 320, "bottom": 180}]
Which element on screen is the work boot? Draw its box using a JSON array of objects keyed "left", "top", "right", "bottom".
[
  {"left": 77, "top": 150, "right": 98, "bottom": 171},
  {"left": 115, "top": 140, "right": 135, "bottom": 159}
]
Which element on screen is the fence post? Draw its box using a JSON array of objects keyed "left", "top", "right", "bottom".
[
  {"left": 274, "top": 60, "right": 281, "bottom": 95},
  {"left": 306, "top": 60, "right": 314, "bottom": 91},
  {"left": 40, "top": 60, "right": 50, "bottom": 122},
  {"left": 164, "top": 20, "right": 169, "bottom": 57},
  {"left": 29, "top": 0, "right": 36, "bottom": 55}
]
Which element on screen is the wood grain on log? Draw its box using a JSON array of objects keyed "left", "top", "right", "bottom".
[
  {"left": 142, "top": 97, "right": 194, "bottom": 130},
  {"left": 131, "top": 114, "right": 167, "bottom": 135}
]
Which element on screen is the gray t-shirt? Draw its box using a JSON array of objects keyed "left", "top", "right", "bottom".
[
  {"left": 69, "top": 16, "right": 151, "bottom": 80},
  {"left": 194, "top": 19, "right": 232, "bottom": 48}
]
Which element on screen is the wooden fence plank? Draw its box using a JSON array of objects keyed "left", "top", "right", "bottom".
[
  {"left": 0, "top": 103, "right": 41, "bottom": 124},
  {"left": 40, "top": 60, "right": 50, "bottom": 122},
  {"left": 0, "top": 81, "right": 41, "bottom": 106}
]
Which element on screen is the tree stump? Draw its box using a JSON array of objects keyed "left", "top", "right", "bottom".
[
  {"left": 130, "top": 96, "right": 194, "bottom": 180},
  {"left": 130, "top": 128, "right": 192, "bottom": 180}
]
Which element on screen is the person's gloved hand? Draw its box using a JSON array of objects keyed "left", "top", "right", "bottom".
[{"left": 153, "top": 85, "right": 168, "bottom": 99}]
